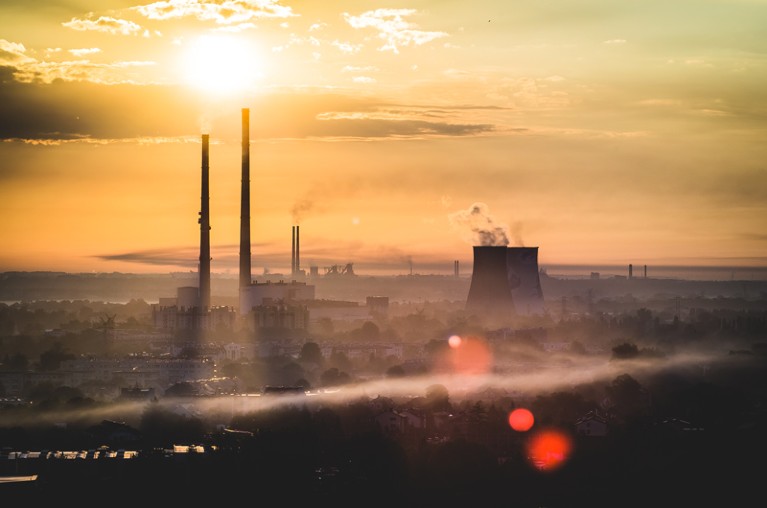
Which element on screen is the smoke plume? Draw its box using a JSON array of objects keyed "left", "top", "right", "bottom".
[{"left": 448, "top": 202, "right": 510, "bottom": 246}]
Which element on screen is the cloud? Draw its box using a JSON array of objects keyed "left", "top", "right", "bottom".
[
  {"left": 68, "top": 48, "right": 102, "bottom": 57},
  {"left": 0, "top": 40, "right": 35, "bottom": 66},
  {"left": 332, "top": 40, "right": 363, "bottom": 54},
  {"left": 135, "top": 0, "right": 296, "bottom": 24},
  {"left": 343, "top": 8, "right": 448, "bottom": 54},
  {"left": 62, "top": 16, "right": 144, "bottom": 36}
]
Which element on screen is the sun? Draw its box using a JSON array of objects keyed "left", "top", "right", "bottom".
[{"left": 180, "top": 35, "right": 263, "bottom": 94}]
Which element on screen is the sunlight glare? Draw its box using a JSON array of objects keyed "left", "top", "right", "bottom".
[{"left": 181, "top": 35, "right": 262, "bottom": 94}]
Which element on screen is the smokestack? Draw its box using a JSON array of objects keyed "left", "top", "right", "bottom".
[
  {"left": 239, "top": 108, "right": 251, "bottom": 289},
  {"left": 465, "top": 246, "right": 516, "bottom": 325},
  {"left": 198, "top": 134, "right": 211, "bottom": 310},
  {"left": 291, "top": 226, "right": 296, "bottom": 276},
  {"left": 506, "top": 247, "right": 545, "bottom": 316},
  {"left": 295, "top": 225, "right": 300, "bottom": 275},
  {"left": 454, "top": 260, "right": 459, "bottom": 278},
  {"left": 629, "top": 263, "right": 633, "bottom": 279}
]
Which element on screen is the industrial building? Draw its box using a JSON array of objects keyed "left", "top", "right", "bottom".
[{"left": 465, "top": 245, "right": 546, "bottom": 325}]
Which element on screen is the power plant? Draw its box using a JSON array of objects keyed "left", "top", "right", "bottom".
[
  {"left": 160, "top": 107, "right": 550, "bottom": 335},
  {"left": 465, "top": 245, "right": 546, "bottom": 325},
  {"left": 465, "top": 246, "right": 517, "bottom": 325}
]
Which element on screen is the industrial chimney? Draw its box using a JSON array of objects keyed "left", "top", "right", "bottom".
[
  {"left": 291, "top": 226, "right": 296, "bottom": 276},
  {"left": 291, "top": 225, "right": 301, "bottom": 276},
  {"left": 465, "top": 246, "right": 516, "bottom": 326},
  {"left": 198, "top": 134, "right": 211, "bottom": 310},
  {"left": 506, "top": 247, "right": 545, "bottom": 316},
  {"left": 239, "top": 108, "right": 252, "bottom": 289}
]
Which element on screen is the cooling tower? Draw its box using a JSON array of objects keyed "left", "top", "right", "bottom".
[
  {"left": 465, "top": 246, "right": 516, "bottom": 325},
  {"left": 198, "top": 134, "right": 211, "bottom": 310},
  {"left": 506, "top": 247, "right": 545, "bottom": 316},
  {"left": 239, "top": 108, "right": 252, "bottom": 289}
]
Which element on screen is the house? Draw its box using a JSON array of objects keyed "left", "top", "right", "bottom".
[{"left": 575, "top": 410, "right": 610, "bottom": 437}]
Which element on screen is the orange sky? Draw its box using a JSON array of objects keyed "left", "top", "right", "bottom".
[{"left": 1, "top": 1, "right": 766, "bottom": 277}]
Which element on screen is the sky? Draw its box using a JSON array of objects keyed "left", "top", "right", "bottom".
[{"left": 2, "top": 0, "right": 766, "bottom": 278}]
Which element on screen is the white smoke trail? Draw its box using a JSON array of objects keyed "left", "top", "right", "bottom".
[{"left": 448, "top": 202, "right": 510, "bottom": 246}]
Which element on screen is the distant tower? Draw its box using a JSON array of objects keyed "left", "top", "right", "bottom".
[
  {"left": 289, "top": 225, "right": 302, "bottom": 276},
  {"left": 644, "top": 264, "right": 647, "bottom": 279},
  {"left": 629, "top": 264, "right": 633, "bottom": 279},
  {"left": 239, "top": 108, "right": 252, "bottom": 290},
  {"left": 454, "top": 260, "right": 460, "bottom": 278},
  {"left": 291, "top": 226, "right": 296, "bottom": 276},
  {"left": 506, "top": 247, "right": 545, "bottom": 316},
  {"left": 465, "top": 246, "right": 516, "bottom": 326},
  {"left": 198, "top": 134, "right": 211, "bottom": 310}
]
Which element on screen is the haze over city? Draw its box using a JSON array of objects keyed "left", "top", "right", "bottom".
[{"left": 2, "top": 0, "right": 766, "bottom": 279}]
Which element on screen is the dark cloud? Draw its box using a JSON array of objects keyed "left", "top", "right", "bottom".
[
  {"left": 0, "top": 78, "right": 497, "bottom": 141},
  {"left": 0, "top": 73, "right": 202, "bottom": 140}
]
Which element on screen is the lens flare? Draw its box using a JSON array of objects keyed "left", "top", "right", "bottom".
[
  {"left": 508, "top": 408, "right": 535, "bottom": 432},
  {"left": 525, "top": 428, "right": 573, "bottom": 472},
  {"left": 448, "top": 335, "right": 492, "bottom": 374}
]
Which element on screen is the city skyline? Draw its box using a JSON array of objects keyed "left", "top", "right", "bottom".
[{"left": 2, "top": 1, "right": 767, "bottom": 278}]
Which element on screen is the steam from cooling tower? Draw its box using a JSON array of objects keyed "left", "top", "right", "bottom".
[{"left": 448, "top": 202, "right": 510, "bottom": 246}]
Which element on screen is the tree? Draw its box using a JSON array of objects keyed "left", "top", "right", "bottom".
[
  {"left": 320, "top": 367, "right": 351, "bottom": 387},
  {"left": 611, "top": 342, "right": 639, "bottom": 360},
  {"left": 358, "top": 321, "right": 380, "bottom": 341},
  {"left": 425, "top": 383, "right": 451, "bottom": 411},
  {"left": 605, "top": 373, "right": 646, "bottom": 421},
  {"left": 298, "top": 341, "right": 323, "bottom": 365}
]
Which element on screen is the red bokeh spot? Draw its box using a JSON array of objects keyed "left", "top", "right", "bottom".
[
  {"left": 508, "top": 408, "right": 535, "bottom": 432},
  {"left": 448, "top": 335, "right": 492, "bottom": 374},
  {"left": 525, "top": 428, "right": 573, "bottom": 472}
]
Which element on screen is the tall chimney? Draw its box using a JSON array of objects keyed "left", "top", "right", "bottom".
[
  {"left": 465, "top": 246, "right": 516, "bottom": 326},
  {"left": 239, "top": 108, "right": 252, "bottom": 289},
  {"left": 291, "top": 226, "right": 296, "bottom": 276},
  {"left": 295, "top": 225, "right": 300, "bottom": 275},
  {"left": 198, "top": 134, "right": 211, "bottom": 310}
]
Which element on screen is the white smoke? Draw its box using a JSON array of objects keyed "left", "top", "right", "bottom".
[{"left": 448, "top": 202, "right": 510, "bottom": 246}]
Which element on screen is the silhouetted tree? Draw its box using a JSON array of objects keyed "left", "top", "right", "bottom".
[
  {"left": 298, "top": 341, "right": 323, "bottom": 365},
  {"left": 425, "top": 383, "right": 451, "bottom": 412},
  {"left": 605, "top": 373, "right": 647, "bottom": 421},
  {"left": 611, "top": 342, "right": 640, "bottom": 360}
]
